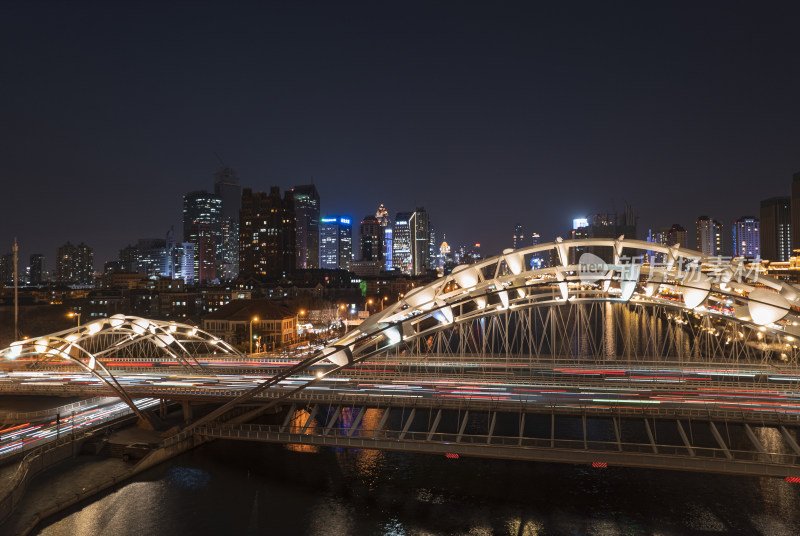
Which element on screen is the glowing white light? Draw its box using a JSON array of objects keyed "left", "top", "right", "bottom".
[
  {"left": 681, "top": 272, "right": 711, "bottom": 309},
  {"left": 452, "top": 264, "right": 479, "bottom": 289},
  {"left": 385, "top": 326, "right": 403, "bottom": 345},
  {"left": 432, "top": 306, "right": 454, "bottom": 325},
  {"left": 109, "top": 314, "right": 125, "bottom": 328},
  {"left": 503, "top": 249, "right": 524, "bottom": 275},
  {"left": 475, "top": 297, "right": 487, "bottom": 309},
  {"left": 498, "top": 290, "right": 509, "bottom": 309},
  {"left": 86, "top": 322, "right": 102, "bottom": 335},
  {"left": 7, "top": 341, "right": 24, "bottom": 359},
  {"left": 88, "top": 356, "right": 96, "bottom": 370},
  {"left": 34, "top": 339, "right": 48, "bottom": 354},
  {"left": 131, "top": 318, "right": 149, "bottom": 335},
  {"left": 748, "top": 289, "right": 790, "bottom": 325}
]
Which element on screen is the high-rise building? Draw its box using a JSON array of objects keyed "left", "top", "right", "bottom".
[
  {"left": 410, "top": 207, "right": 431, "bottom": 275},
  {"left": 376, "top": 204, "right": 392, "bottom": 270},
  {"left": 376, "top": 203, "right": 390, "bottom": 227},
  {"left": 760, "top": 197, "right": 792, "bottom": 262},
  {"left": 56, "top": 242, "right": 94, "bottom": 284},
  {"left": 239, "top": 187, "right": 296, "bottom": 279},
  {"left": 0, "top": 253, "right": 13, "bottom": 285},
  {"left": 695, "top": 216, "right": 723, "bottom": 256},
  {"left": 293, "top": 185, "right": 320, "bottom": 270},
  {"left": 792, "top": 172, "right": 800, "bottom": 251},
  {"left": 214, "top": 167, "right": 242, "bottom": 280},
  {"left": 319, "top": 216, "right": 353, "bottom": 270},
  {"left": 530, "top": 232, "right": 546, "bottom": 269},
  {"left": 359, "top": 215, "right": 383, "bottom": 261},
  {"left": 183, "top": 190, "right": 222, "bottom": 282},
  {"left": 28, "top": 254, "right": 45, "bottom": 285},
  {"left": 513, "top": 224, "right": 525, "bottom": 249},
  {"left": 393, "top": 212, "right": 412, "bottom": 274},
  {"left": 733, "top": 217, "right": 760, "bottom": 258},
  {"left": 667, "top": 224, "right": 687, "bottom": 248}
]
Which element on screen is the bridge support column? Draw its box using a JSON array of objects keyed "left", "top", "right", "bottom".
[
  {"left": 399, "top": 408, "right": 416, "bottom": 440},
  {"left": 709, "top": 421, "right": 733, "bottom": 460},
  {"left": 612, "top": 417, "right": 622, "bottom": 451},
  {"left": 347, "top": 408, "right": 366, "bottom": 437},
  {"left": 643, "top": 418, "right": 658, "bottom": 454},
  {"left": 181, "top": 401, "right": 192, "bottom": 423},
  {"left": 279, "top": 404, "right": 297, "bottom": 433},
  {"left": 323, "top": 406, "right": 342, "bottom": 436},
  {"left": 744, "top": 423, "right": 771, "bottom": 462},
  {"left": 159, "top": 399, "right": 168, "bottom": 418},
  {"left": 780, "top": 426, "right": 800, "bottom": 456},
  {"left": 456, "top": 411, "right": 469, "bottom": 443},
  {"left": 676, "top": 420, "right": 696, "bottom": 457},
  {"left": 300, "top": 406, "right": 319, "bottom": 434},
  {"left": 373, "top": 407, "right": 392, "bottom": 439}
]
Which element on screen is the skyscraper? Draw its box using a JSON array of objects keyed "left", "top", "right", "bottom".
[
  {"left": 293, "top": 185, "right": 321, "bottom": 270},
  {"left": 393, "top": 212, "right": 412, "bottom": 274},
  {"left": 28, "top": 254, "right": 45, "bottom": 285},
  {"left": 410, "top": 207, "right": 431, "bottom": 275},
  {"left": 792, "top": 172, "right": 800, "bottom": 251},
  {"left": 376, "top": 204, "right": 392, "bottom": 270},
  {"left": 695, "top": 216, "right": 723, "bottom": 256},
  {"left": 56, "top": 242, "right": 94, "bottom": 284},
  {"left": 733, "top": 216, "right": 760, "bottom": 258},
  {"left": 214, "top": 167, "right": 242, "bottom": 280},
  {"left": 319, "top": 216, "right": 353, "bottom": 270},
  {"left": 667, "top": 224, "right": 687, "bottom": 248},
  {"left": 760, "top": 197, "right": 792, "bottom": 261},
  {"left": 359, "top": 215, "right": 383, "bottom": 261},
  {"left": 239, "top": 187, "right": 296, "bottom": 279},
  {"left": 513, "top": 224, "right": 524, "bottom": 249},
  {"left": 183, "top": 190, "right": 222, "bottom": 282}
]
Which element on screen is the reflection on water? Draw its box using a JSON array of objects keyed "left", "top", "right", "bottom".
[
  {"left": 37, "top": 430, "right": 800, "bottom": 536},
  {"left": 285, "top": 408, "right": 320, "bottom": 453}
]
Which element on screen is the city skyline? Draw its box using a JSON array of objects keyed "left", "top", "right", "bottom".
[{"left": 4, "top": 3, "right": 800, "bottom": 267}]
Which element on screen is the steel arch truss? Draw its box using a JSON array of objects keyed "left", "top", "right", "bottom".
[
  {"left": 322, "top": 237, "right": 800, "bottom": 369},
  {"left": 1, "top": 314, "right": 242, "bottom": 370}
]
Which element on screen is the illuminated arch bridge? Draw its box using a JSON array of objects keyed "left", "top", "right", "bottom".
[
  {"left": 2, "top": 314, "right": 242, "bottom": 368},
  {"left": 318, "top": 236, "right": 800, "bottom": 370}
]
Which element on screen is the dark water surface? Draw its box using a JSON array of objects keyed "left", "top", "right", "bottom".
[{"left": 37, "top": 436, "right": 800, "bottom": 536}]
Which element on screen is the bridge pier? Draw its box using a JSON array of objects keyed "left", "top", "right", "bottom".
[{"left": 181, "top": 401, "right": 193, "bottom": 423}]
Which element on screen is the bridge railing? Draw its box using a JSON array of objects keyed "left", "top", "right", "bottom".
[
  {"left": 198, "top": 422, "right": 800, "bottom": 466},
  {"left": 0, "top": 397, "right": 115, "bottom": 424}
]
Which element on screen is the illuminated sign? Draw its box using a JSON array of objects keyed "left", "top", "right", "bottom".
[
  {"left": 340, "top": 217, "right": 351, "bottom": 225},
  {"left": 573, "top": 218, "right": 589, "bottom": 229},
  {"left": 321, "top": 218, "right": 337, "bottom": 223}
]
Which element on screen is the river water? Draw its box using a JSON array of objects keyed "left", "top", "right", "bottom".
[{"left": 37, "top": 435, "right": 800, "bottom": 535}]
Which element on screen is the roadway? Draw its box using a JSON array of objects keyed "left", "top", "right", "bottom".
[
  {"left": 0, "top": 398, "right": 159, "bottom": 460},
  {"left": 3, "top": 362, "right": 800, "bottom": 419}
]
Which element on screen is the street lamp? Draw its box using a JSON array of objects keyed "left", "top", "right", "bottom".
[
  {"left": 250, "top": 316, "right": 259, "bottom": 354},
  {"left": 365, "top": 298, "right": 373, "bottom": 313},
  {"left": 67, "top": 311, "right": 81, "bottom": 327},
  {"left": 381, "top": 296, "right": 388, "bottom": 311}
]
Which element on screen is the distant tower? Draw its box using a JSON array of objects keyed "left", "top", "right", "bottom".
[
  {"left": 513, "top": 224, "right": 524, "bottom": 249},
  {"left": 359, "top": 215, "right": 383, "bottom": 261},
  {"left": 376, "top": 204, "right": 392, "bottom": 270},
  {"left": 760, "top": 197, "right": 791, "bottom": 261},
  {"left": 293, "top": 185, "right": 321, "bottom": 269},
  {"left": 183, "top": 190, "right": 222, "bottom": 282},
  {"left": 733, "top": 216, "right": 760, "bottom": 258},
  {"left": 28, "top": 254, "right": 45, "bottom": 285},
  {"left": 667, "top": 224, "right": 687, "bottom": 248},
  {"left": 56, "top": 242, "right": 93, "bottom": 284},
  {"left": 214, "top": 167, "right": 241, "bottom": 280},
  {"left": 695, "top": 216, "right": 723, "bottom": 256},
  {"left": 319, "top": 216, "right": 352, "bottom": 270},
  {"left": 239, "top": 187, "right": 296, "bottom": 279},
  {"left": 410, "top": 207, "right": 431, "bottom": 275},
  {"left": 393, "top": 213, "right": 412, "bottom": 274}
]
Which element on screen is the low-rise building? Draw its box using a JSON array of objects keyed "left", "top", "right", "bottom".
[{"left": 202, "top": 299, "right": 297, "bottom": 350}]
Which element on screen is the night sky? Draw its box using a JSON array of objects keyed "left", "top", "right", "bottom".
[{"left": 3, "top": 1, "right": 800, "bottom": 270}]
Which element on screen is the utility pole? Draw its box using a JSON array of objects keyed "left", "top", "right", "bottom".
[{"left": 13, "top": 238, "right": 19, "bottom": 340}]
